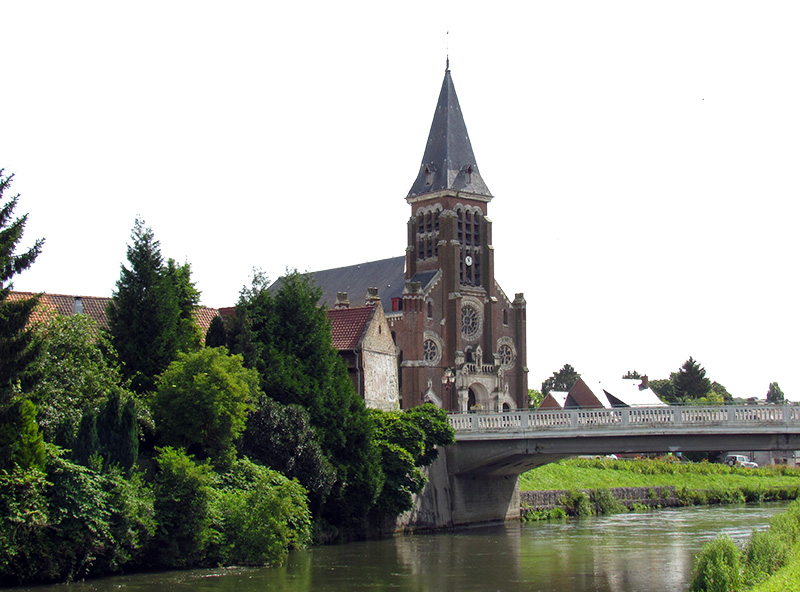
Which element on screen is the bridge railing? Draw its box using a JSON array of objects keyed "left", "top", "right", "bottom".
[{"left": 448, "top": 405, "right": 800, "bottom": 434}]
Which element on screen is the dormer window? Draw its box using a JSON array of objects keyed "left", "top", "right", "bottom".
[
  {"left": 424, "top": 165, "right": 432, "bottom": 186},
  {"left": 465, "top": 165, "right": 473, "bottom": 184}
]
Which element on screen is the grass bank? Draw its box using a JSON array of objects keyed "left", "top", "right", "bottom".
[{"left": 520, "top": 457, "right": 800, "bottom": 493}]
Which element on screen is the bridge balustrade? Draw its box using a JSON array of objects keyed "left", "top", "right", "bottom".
[{"left": 448, "top": 405, "right": 800, "bottom": 436}]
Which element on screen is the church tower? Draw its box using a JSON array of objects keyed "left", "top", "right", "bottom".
[{"left": 391, "top": 63, "right": 528, "bottom": 412}]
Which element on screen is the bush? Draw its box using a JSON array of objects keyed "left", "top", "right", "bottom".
[
  {"left": 0, "top": 465, "right": 50, "bottom": 585},
  {"left": 559, "top": 489, "right": 593, "bottom": 517},
  {"left": 590, "top": 488, "right": 625, "bottom": 514},
  {"left": 214, "top": 459, "right": 311, "bottom": 567},
  {"left": 146, "top": 447, "right": 218, "bottom": 568},
  {"left": 743, "top": 529, "right": 790, "bottom": 586},
  {"left": 690, "top": 535, "right": 743, "bottom": 592}
]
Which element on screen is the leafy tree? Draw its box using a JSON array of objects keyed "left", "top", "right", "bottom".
[
  {"left": 152, "top": 347, "right": 258, "bottom": 466},
  {"left": 650, "top": 376, "right": 677, "bottom": 404},
  {"left": 711, "top": 381, "right": 733, "bottom": 403},
  {"left": 0, "top": 170, "right": 45, "bottom": 471},
  {"left": 238, "top": 395, "right": 336, "bottom": 515},
  {"left": 622, "top": 370, "right": 642, "bottom": 379},
  {"left": 767, "top": 382, "right": 785, "bottom": 404},
  {"left": 369, "top": 404, "right": 454, "bottom": 519},
  {"left": 233, "top": 271, "right": 382, "bottom": 532},
  {"left": 673, "top": 357, "right": 713, "bottom": 403},
  {"left": 528, "top": 389, "right": 543, "bottom": 408},
  {"left": 107, "top": 218, "right": 200, "bottom": 394},
  {"left": 541, "top": 363, "right": 580, "bottom": 396},
  {"left": 28, "top": 315, "right": 129, "bottom": 444},
  {"left": 205, "top": 315, "right": 227, "bottom": 348}
]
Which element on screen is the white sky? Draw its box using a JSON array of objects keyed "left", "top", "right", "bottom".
[{"left": 3, "top": 2, "right": 799, "bottom": 400}]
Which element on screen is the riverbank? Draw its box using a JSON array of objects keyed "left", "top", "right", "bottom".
[{"left": 519, "top": 457, "right": 800, "bottom": 518}]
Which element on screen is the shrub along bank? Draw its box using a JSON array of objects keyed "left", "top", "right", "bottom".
[{"left": 690, "top": 498, "right": 800, "bottom": 592}]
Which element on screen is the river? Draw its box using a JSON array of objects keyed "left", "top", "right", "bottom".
[{"left": 19, "top": 503, "right": 787, "bottom": 592}]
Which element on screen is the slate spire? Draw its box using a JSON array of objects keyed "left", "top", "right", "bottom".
[{"left": 407, "top": 64, "right": 492, "bottom": 199}]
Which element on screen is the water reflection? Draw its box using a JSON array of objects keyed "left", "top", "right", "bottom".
[{"left": 18, "top": 504, "right": 785, "bottom": 592}]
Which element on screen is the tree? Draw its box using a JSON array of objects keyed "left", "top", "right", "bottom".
[
  {"left": 164, "top": 258, "right": 202, "bottom": 352},
  {"left": 767, "top": 382, "right": 785, "bottom": 404},
  {"left": 528, "top": 389, "right": 543, "bottom": 408},
  {"left": 234, "top": 271, "right": 383, "bottom": 532},
  {"left": 673, "top": 357, "right": 713, "bottom": 403},
  {"left": 711, "top": 381, "right": 733, "bottom": 404},
  {"left": 541, "top": 364, "right": 580, "bottom": 396},
  {"left": 152, "top": 347, "right": 259, "bottom": 466},
  {"left": 650, "top": 376, "right": 677, "bottom": 404},
  {"left": 369, "top": 404, "right": 454, "bottom": 519},
  {"left": 622, "top": 370, "right": 642, "bottom": 379},
  {"left": 28, "top": 315, "right": 130, "bottom": 445},
  {"left": 0, "top": 170, "right": 44, "bottom": 401},
  {"left": 237, "top": 395, "right": 336, "bottom": 515},
  {"left": 0, "top": 170, "right": 45, "bottom": 472},
  {"left": 107, "top": 219, "right": 200, "bottom": 394},
  {"left": 205, "top": 316, "right": 227, "bottom": 348}
]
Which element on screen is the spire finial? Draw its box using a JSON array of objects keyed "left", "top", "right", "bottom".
[{"left": 446, "top": 30, "right": 450, "bottom": 72}]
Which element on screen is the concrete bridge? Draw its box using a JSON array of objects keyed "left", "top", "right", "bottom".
[{"left": 401, "top": 405, "right": 800, "bottom": 530}]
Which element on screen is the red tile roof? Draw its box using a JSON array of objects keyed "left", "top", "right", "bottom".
[
  {"left": 8, "top": 292, "right": 111, "bottom": 328},
  {"left": 8, "top": 291, "right": 220, "bottom": 341},
  {"left": 327, "top": 306, "right": 375, "bottom": 350}
]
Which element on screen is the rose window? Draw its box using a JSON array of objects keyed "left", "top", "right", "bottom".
[
  {"left": 461, "top": 303, "right": 482, "bottom": 340},
  {"left": 498, "top": 344, "right": 514, "bottom": 367},
  {"left": 423, "top": 339, "right": 438, "bottom": 363}
]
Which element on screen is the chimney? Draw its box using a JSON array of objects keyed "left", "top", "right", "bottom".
[
  {"left": 639, "top": 375, "right": 649, "bottom": 390},
  {"left": 365, "top": 287, "right": 380, "bottom": 306},
  {"left": 334, "top": 292, "right": 350, "bottom": 309}
]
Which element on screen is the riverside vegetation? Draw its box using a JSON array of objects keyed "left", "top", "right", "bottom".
[
  {"left": 520, "top": 457, "right": 800, "bottom": 590},
  {"left": 520, "top": 457, "right": 800, "bottom": 520},
  {"left": 0, "top": 175, "right": 454, "bottom": 587}
]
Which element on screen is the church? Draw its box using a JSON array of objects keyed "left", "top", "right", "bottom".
[{"left": 285, "top": 63, "right": 528, "bottom": 413}]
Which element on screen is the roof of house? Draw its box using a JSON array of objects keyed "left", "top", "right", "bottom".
[
  {"left": 407, "top": 65, "right": 492, "bottom": 200},
  {"left": 580, "top": 376, "right": 666, "bottom": 408},
  {"left": 270, "top": 256, "right": 406, "bottom": 314},
  {"left": 8, "top": 292, "right": 111, "bottom": 328},
  {"left": 327, "top": 306, "right": 376, "bottom": 350},
  {"left": 8, "top": 291, "right": 221, "bottom": 340}
]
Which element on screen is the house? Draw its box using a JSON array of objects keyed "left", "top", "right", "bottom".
[
  {"left": 327, "top": 290, "right": 399, "bottom": 411},
  {"left": 539, "top": 376, "right": 666, "bottom": 410}
]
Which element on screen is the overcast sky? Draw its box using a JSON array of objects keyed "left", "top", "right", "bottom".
[{"left": 3, "top": 1, "right": 799, "bottom": 400}]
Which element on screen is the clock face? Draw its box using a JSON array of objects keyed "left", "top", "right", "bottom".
[{"left": 465, "top": 255, "right": 473, "bottom": 266}]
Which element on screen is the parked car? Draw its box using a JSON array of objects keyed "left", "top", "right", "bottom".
[{"left": 724, "top": 454, "right": 751, "bottom": 467}]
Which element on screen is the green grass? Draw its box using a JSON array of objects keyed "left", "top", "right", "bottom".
[
  {"left": 749, "top": 554, "right": 800, "bottom": 592},
  {"left": 520, "top": 458, "right": 800, "bottom": 493}
]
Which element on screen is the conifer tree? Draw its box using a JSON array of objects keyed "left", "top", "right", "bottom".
[
  {"left": 205, "top": 316, "right": 227, "bottom": 348},
  {"left": 0, "top": 170, "right": 44, "bottom": 401},
  {"left": 107, "top": 219, "right": 199, "bottom": 394},
  {"left": 672, "top": 357, "right": 713, "bottom": 402},
  {"left": 0, "top": 170, "right": 45, "bottom": 471},
  {"left": 236, "top": 271, "right": 382, "bottom": 530},
  {"left": 766, "top": 382, "right": 785, "bottom": 404}
]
